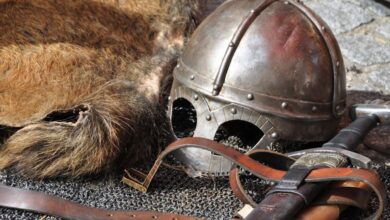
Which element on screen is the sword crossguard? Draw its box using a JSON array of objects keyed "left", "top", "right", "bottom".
[{"left": 287, "top": 147, "right": 372, "bottom": 169}]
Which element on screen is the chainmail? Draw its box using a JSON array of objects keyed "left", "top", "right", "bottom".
[{"left": 1, "top": 153, "right": 390, "bottom": 220}]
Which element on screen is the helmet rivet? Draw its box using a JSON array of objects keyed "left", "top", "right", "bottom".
[
  {"left": 321, "top": 26, "right": 326, "bottom": 31},
  {"left": 190, "top": 75, "right": 195, "bottom": 80},
  {"left": 271, "top": 132, "right": 279, "bottom": 139},
  {"left": 229, "top": 42, "right": 235, "bottom": 47},
  {"left": 312, "top": 106, "right": 318, "bottom": 112},
  {"left": 231, "top": 108, "right": 237, "bottom": 114},
  {"left": 281, "top": 102, "right": 288, "bottom": 109},
  {"left": 193, "top": 94, "right": 199, "bottom": 100},
  {"left": 168, "top": 96, "right": 171, "bottom": 101},
  {"left": 247, "top": 93, "right": 254, "bottom": 100},
  {"left": 206, "top": 115, "right": 212, "bottom": 121}
]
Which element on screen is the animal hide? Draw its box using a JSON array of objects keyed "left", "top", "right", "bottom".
[{"left": 0, "top": 0, "right": 202, "bottom": 178}]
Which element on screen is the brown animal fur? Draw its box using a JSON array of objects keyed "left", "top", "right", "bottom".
[{"left": 0, "top": 0, "right": 201, "bottom": 178}]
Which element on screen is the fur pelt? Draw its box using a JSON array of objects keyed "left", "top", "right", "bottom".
[{"left": 0, "top": 0, "right": 201, "bottom": 178}]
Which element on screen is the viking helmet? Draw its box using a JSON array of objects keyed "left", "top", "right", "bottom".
[{"left": 168, "top": 0, "right": 346, "bottom": 176}]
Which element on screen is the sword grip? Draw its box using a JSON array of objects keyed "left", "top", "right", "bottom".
[{"left": 322, "top": 115, "right": 379, "bottom": 151}]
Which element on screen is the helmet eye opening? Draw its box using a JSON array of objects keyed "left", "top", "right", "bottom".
[
  {"left": 171, "top": 98, "right": 197, "bottom": 138},
  {"left": 214, "top": 120, "right": 263, "bottom": 151}
]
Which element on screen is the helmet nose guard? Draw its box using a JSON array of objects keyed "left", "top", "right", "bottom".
[{"left": 168, "top": 0, "right": 346, "bottom": 176}]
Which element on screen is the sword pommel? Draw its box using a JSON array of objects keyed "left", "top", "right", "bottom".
[{"left": 351, "top": 102, "right": 390, "bottom": 125}]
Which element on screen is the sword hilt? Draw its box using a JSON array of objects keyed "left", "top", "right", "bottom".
[
  {"left": 245, "top": 103, "right": 389, "bottom": 220},
  {"left": 287, "top": 116, "right": 378, "bottom": 168},
  {"left": 288, "top": 102, "right": 390, "bottom": 168}
]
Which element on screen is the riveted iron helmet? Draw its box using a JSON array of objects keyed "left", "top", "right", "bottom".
[{"left": 168, "top": 0, "right": 346, "bottom": 176}]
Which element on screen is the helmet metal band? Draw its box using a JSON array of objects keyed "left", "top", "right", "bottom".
[{"left": 168, "top": 84, "right": 277, "bottom": 176}]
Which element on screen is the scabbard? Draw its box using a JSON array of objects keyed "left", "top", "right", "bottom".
[
  {"left": 246, "top": 193, "right": 304, "bottom": 220},
  {"left": 245, "top": 183, "right": 327, "bottom": 220}
]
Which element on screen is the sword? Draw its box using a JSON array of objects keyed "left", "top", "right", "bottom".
[{"left": 242, "top": 103, "right": 390, "bottom": 220}]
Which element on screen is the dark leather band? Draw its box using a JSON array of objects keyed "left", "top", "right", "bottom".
[{"left": 0, "top": 184, "right": 200, "bottom": 220}]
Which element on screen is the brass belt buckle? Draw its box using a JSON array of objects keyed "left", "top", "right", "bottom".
[{"left": 122, "top": 160, "right": 162, "bottom": 193}]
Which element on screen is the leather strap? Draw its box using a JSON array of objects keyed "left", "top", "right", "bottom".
[{"left": 0, "top": 184, "right": 200, "bottom": 220}]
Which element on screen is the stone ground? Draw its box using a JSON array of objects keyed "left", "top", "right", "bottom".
[
  {"left": 298, "top": 0, "right": 390, "bottom": 164},
  {"left": 303, "top": 0, "right": 390, "bottom": 93},
  {"left": 1, "top": 1, "right": 390, "bottom": 220}
]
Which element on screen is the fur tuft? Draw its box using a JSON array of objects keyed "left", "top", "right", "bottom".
[
  {"left": 0, "top": 0, "right": 201, "bottom": 178},
  {"left": 0, "top": 81, "right": 170, "bottom": 178}
]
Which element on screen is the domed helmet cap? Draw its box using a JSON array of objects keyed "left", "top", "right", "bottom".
[{"left": 168, "top": 0, "right": 346, "bottom": 176}]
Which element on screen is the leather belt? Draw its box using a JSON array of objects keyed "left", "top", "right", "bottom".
[
  {"left": 0, "top": 137, "right": 386, "bottom": 220},
  {"left": 0, "top": 184, "right": 200, "bottom": 220}
]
